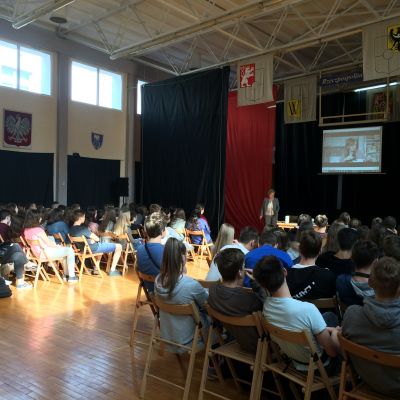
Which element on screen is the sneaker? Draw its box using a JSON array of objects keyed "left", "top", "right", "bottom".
[
  {"left": 16, "top": 282, "right": 32, "bottom": 290},
  {"left": 91, "top": 269, "right": 100, "bottom": 276},
  {"left": 63, "top": 275, "right": 69, "bottom": 282},
  {"left": 67, "top": 276, "right": 79, "bottom": 284},
  {"left": 24, "top": 262, "right": 38, "bottom": 272},
  {"left": 108, "top": 270, "right": 122, "bottom": 277}
]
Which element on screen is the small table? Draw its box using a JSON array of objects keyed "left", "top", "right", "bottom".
[{"left": 277, "top": 222, "right": 298, "bottom": 230}]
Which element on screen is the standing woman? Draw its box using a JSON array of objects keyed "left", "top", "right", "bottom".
[{"left": 259, "top": 188, "right": 280, "bottom": 226}]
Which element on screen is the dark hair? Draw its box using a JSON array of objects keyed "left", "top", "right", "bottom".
[
  {"left": 0, "top": 209, "right": 11, "bottom": 222},
  {"left": 383, "top": 235, "right": 400, "bottom": 261},
  {"left": 348, "top": 218, "right": 362, "bottom": 230},
  {"left": 259, "top": 230, "right": 278, "bottom": 246},
  {"left": 295, "top": 221, "right": 314, "bottom": 242},
  {"left": 47, "top": 208, "right": 64, "bottom": 225},
  {"left": 149, "top": 203, "right": 162, "bottom": 214},
  {"left": 371, "top": 217, "right": 382, "bottom": 227},
  {"left": 299, "top": 230, "right": 322, "bottom": 258},
  {"left": 337, "top": 228, "right": 359, "bottom": 251},
  {"left": 129, "top": 203, "right": 137, "bottom": 219},
  {"left": 23, "top": 210, "right": 42, "bottom": 229},
  {"left": 338, "top": 212, "right": 351, "bottom": 225},
  {"left": 214, "top": 248, "right": 244, "bottom": 282},
  {"left": 174, "top": 208, "right": 186, "bottom": 220},
  {"left": 267, "top": 189, "right": 275, "bottom": 195},
  {"left": 351, "top": 240, "right": 379, "bottom": 269},
  {"left": 368, "top": 223, "right": 387, "bottom": 248},
  {"left": 144, "top": 212, "right": 167, "bottom": 238},
  {"left": 72, "top": 210, "right": 85, "bottom": 224},
  {"left": 383, "top": 216, "right": 397, "bottom": 230},
  {"left": 324, "top": 222, "right": 345, "bottom": 252},
  {"left": 370, "top": 256, "right": 400, "bottom": 298},
  {"left": 195, "top": 203, "right": 205, "bottom": 210},
  {"left": 275, "top": 229, "right": 290, "bottom": 251},
  {"left": 298, "top": 214, "right": 312, "bottom": 225},
  {"left": 254, "top": 256, "right": 285, "bottom": 293},
  {"left": 70, "top": 203, "right": 81, "bottom": 211},
  {"left": 10, "top": 214, "right": 24, "bottom": 238},
  {"left": 6, "top": 203, "right": 18, "bottom": 215},
  {"left": 315, "top": 214, "right": 328, "bottom": 228},
  {"left": 159, "top": 238, "right": 186, "bottom": 298},
  {"left": 357, "top": 225, "right": 370, "bottom": 241},
  {"left": 239, "top": 226, "right": 259, "bottom": 245},
  {"left": 99, "top": 207, "right": 117, "bottom": 232},
  {"left": 85, "top": 207, "right": 97, "bottom": 224}
]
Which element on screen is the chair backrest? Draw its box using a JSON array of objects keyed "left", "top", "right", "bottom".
[
  {"left": 197, "top": 279, "right": 219, "bottom": 289},
  {"left": 138, "top": 271, "right": 156, "bottom": 283},
  {"left": 53, "top": 233, "right": 66, "bottom": 245},
  {"left": 338, "top": 334, "right": 400, "bottom": 368},
  {"left": 186, "top": 229, "right": 207, "bottom": 245},
  {"left": 306, "top": 296, "right": 337, "bottom": 310},
  {"left": 68, "top": 234, "right": 92, "bottom": 255},
  {"left": 207, "top": 305, "right": 263, "bottom": 335},
  {"left": 154, "top": 295, "right": 201, "bottom": 324}
]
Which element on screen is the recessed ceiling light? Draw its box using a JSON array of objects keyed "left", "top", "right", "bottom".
[{"left": 50, "top": 16, "right": 68, "bottom": 24}]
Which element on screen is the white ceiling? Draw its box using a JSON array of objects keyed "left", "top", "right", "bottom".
[{"left": 1, "top": 0, "right": 399, "bottom": 87}]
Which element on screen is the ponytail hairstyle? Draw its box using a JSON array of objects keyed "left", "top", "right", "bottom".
[{"left": 159, "top": 238, "right": 187, "bottom": 298}]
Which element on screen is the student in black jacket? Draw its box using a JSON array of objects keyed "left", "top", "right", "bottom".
[{"left": 286, "top": 230, "right": 336, "bottom": 300}]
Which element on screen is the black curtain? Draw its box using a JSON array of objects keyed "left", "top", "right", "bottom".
[
  {"left": 68, "top": 155, "right": 120, "bottom": 208},
  {"left": 141, "top": 67, "right": 230, "bottom": 235},
  {"left": 0, "top": 150, "right": 53, "bottom": 205},
  {"left": 275, "top": 91, "right": 400, "bottom": 224}
]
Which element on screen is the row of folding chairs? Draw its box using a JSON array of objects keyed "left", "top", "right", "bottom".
[
  {"left": 12, "top": 233, "right": 136, "bottom": 287},
  {"left": 130, "top": 275, "right": 400, "bottom": 400},
  {"left": 175, "top": 228, "right": 213, "bottom": 264}
]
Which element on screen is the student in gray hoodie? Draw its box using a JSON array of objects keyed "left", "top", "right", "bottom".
[
  {"left": 155, "top": 237, "right": 208, "bottom": 349},
  {"left": 342, "top": 256, "right": 400, "bottom": 397}
]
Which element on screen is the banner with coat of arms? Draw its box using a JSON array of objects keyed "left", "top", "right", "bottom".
[
  {"left": 91, "top": 132, "right": 104, "bottom": 150},
  {"left": 363, "top": 18, "right": 400, "bottom": 81},
  {"left": 3, "top": 109, "right": 32, "bottom": 148},
  {"left": 237, "top": 54, "right": 274, "bottom": 106},
  {"left": 284, "top": 75, "right": 317, "bottom": 124}
]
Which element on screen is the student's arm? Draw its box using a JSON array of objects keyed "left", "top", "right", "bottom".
[
  {"left": 316, "top": 328, "right": 339, "bottom": 358},
  {"left": 90, "top": 232, "right": 100, "bottom": 242},
  {"left": 38, "top": 231, "right": 57, "bottom": 248},
  {"left": 192, "top": 280, "right": 209, "bottom": 308}
]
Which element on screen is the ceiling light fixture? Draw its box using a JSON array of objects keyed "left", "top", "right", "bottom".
[{"left": 13, "top": 0, "right": 75, "bottom": 29}]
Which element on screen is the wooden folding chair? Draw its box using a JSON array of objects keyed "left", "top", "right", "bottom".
[
  {"left": 185, "top": 229, "right": 212, "bottom": 263},
  {"left": 24, "top": 238, "right": 64, "bottom": 287},
  {"left": 197, "top": 279, "right": 219, "bottom": 289},
  {"left": 52, "top": 233, "right": 67, "bottom": 246},
  {"left": 15, "top": 236, "right": 30, "bottom": 258},
  {"left": 338, "top": 334, "right": 400, "bottom": 400},
  {"left": 199, "top": 307, "right": 271, "bottom": 400},
  {"left": 140, "top": 296, "right": 204, "bottom": 400},
  {"left": 115, "top": 233, "right": 136, "bottom": 275},
  {"left": 261, "top": 316, "right": 338, "bottom": 400},
  {"left": 130, "top": 271, "right": 157, "bottom": 347},
  {"left": 68, "top": 235, "right": 104, "bottom": 278},
  {"left": 306, "top": 296, "right": 342, "bottom": 323}
]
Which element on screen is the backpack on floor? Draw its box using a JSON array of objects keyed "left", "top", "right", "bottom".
[{"left": 0, "top": 277, "right": 12, "bottom": 298}]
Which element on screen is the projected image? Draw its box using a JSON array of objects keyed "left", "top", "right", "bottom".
[{"left": 322, "top": 127, "right": 382, "bottom": 173}]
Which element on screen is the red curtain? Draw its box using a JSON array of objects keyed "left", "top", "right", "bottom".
[{"left": 225, "top": 91, "right": 276, "bottom": 233}]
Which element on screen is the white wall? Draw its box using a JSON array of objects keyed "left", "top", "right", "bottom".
[{"left": 0, "top": 54, "right": 57, "bottom": 154}]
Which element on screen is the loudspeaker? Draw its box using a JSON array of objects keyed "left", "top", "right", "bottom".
[{"left": 117, "top": 177, "right": 129, "bottom": 197}]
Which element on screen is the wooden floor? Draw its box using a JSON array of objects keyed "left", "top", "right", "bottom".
[{"left": 0, "top": 260, "right": 250, "bottom": 400}]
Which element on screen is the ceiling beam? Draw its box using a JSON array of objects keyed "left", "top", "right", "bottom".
[
  {"left": 110, "top": 0, "right": 306, "bottom": 59},
  {"left": 12, "top": 0, "right": 76, "bottom": 29}
]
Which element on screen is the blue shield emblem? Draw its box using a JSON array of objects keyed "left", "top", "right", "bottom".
[{"left": 91, "top": 132, "right": 103, "bottom": 150}]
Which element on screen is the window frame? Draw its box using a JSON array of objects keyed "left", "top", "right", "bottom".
[
  {"left": 0, "top": 38, "right": 52, "bottom": 96},
  {"left": 70, "top": 59, "right": 124, "bottom": 111}
]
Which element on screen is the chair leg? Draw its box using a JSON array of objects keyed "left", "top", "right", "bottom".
[
  {"left": 48, "top": 261, "right": 64, "bottom": 284},
  {"left": 303, "top": 365, "right": 315, "bottom": 400},
  {"left": 130, "top": 285, "right": 143, "bottom": 347},
  {"left": 139, "top": 317, "right": 157, "bottom": 399},
  {"left": 338, "top": 361, "right": 347, "bottom": 400},
  {"left": 198, "top": 326, "right": 213, "bottom": 400},
  {"left": 33, "top": 262, "right": 43, "bottom": 287},
  {"left": 183, "top": 328, "right": 199, "bottom": 400}
]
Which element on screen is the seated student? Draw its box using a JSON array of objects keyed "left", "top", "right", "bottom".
[
  {"left": 338, "top": 212, "right": 351, "bottom": 227},
  {"left": 314, "top": 214, "right": 329, "bottom": 239},
  {"left": 136, "top": 212, "right": 167, "bottom": 292},
  {"left": 383, "top": 215, "right": 397, "bottom": 235},
  {"left": 383, "top": 234, "right": 400, "bottom": 261},
  {"left": 155, "top": 238, "right": 208, "bottom": 348},
  {"left": 0, "top": 209, "right": 13, "bottom": 242},
  {"left": 186, "top": 207, "right": 212, "bottom": 245},
  {"left": 86, "top": 207, "right": 99, "bottom": 235},
  {"left": 286, "top": 230, "right": 336, "bottom": 300},
  {"left": 316, "top": 227, "right": 359, "bottom": 276},
  {"left": 206, "top": 226, "right": 259, "bottom": 281},
  {"left": 254, "top": 256, "right": 340, "bottom": 372},
  {"left": 336, "top": 240, "right": 378, "bottom": 307},
  {"left": 46, "top": 208, "right": 69, "bottom": 243},
  {"left": 342, "top": 257, "right": 400, "bottom": 398},
  {"left": 169, "top": 208, "right": 186, "bottom": 232},
  {"left": 69, "top": 211, "right": 122, "bottom": 277},
  {"left": 23, "top": 210, "right": 78, "bottom": 283},
  {"left": 244, "top": 230, "right": 293, "bottom": 287},
  {"left": 98, "top": 207, "right": 117, "bottom": 242},
  {"left": 113, "top": 211, "right": 134, "bottom": 244},
  {"left": 208, "top": 248, "right": 264, "bottom": 353}
]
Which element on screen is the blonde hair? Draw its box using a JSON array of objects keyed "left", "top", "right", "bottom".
[
  {"left": 212, "top": 223, "right": 235, "bottom": 258},
  {"left": 113, "top": 212, "right": 131, "bottom": 235}
]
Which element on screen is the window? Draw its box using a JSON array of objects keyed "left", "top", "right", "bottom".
[
  {"left": 71, "top": 60, "right": 123, "bottom": 110},
  {"left": 137, "top": 80, "right": 147, "bottom": 115},
  {"left": 0, "top": 39, "right": 51, "bottom": 95}
]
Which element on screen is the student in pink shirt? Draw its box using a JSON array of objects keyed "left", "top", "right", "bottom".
[{"left": 23, "top": 210, "right": 78, "bottom": 283}]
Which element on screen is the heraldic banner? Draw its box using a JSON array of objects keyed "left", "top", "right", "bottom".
[
  {"left": 237, "top": 54, "right": 274, "bottom": 106},
  {"left": 363, "top": 17, "right": 400, "bottom": 81},
  {"left": 3, "top": 109, "right": 32, "bottom": 148},
  {"left": 284, "top": 75, "right": 316, "bottom": 124}
]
